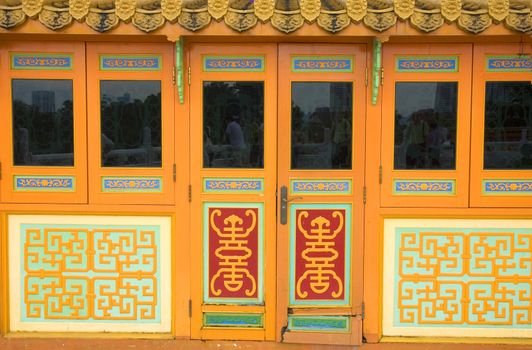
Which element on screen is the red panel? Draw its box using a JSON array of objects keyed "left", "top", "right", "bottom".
[
  {"left": 294, "top": 209, "right": 346, "bottom": 301},
  {"left": 208, "top": 207, "right": 259, "bottom": 299}
]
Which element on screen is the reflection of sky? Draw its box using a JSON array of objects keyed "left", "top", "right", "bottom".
[
  {"left": 395, "top": 83, "right": 437, "bottom": 119},
  {"left": 12, "top": 80, "right": 72, "bottom": 111},
  {"left": 292, "top": 82, "right": 332, "bottom": 116},
  {"left": 101, "top": 80, "right": 161, "bottom": 101}
]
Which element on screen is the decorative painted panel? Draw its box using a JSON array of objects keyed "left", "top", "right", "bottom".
[
  {"left": 395, "top": 56, "right": 459, "bottom": 72},
  {"left": 101, "top": 176, "right": 163, "bottom": 193},
  {"left": 393, "top": 179, "right": 456, "bottom": 195},
  {"left": 289, "top": 204, "right": 351, "bottom": 306},
  {"left": 291, "top": 56, "right": 354, "bottom": 73},
  {"left": 11, "top": 53, "right": 73, "bottom": 70},
  {"left": 8, "top": 215, "right": 171, "bottom": 332},
  {"left": 287, "top": 315, "right": 350, "bottom": 332},
  {"left": 203, "top": 178, "right": 264, "bottom": 194},
  {"left": 483, "top": 180, "right": 532, "bottom": 195},
  {"left": 383, "top": 219, "right": 532, "bottom": 338},
  {"left": 202, "top": 56, "right": 265, "bottom": 72},
  {"left": 486, "top": 56, "right": 532, "bottom": 72},
  {"left": 203, "top": 203, "right": 264, "bottom": 304},
  {"left": 290, "top": 179, "right": 351, "bottom": 195},
  {"left": 14, "top": 175, "right": 75, "bottom": 192},
  {"left": 99, "top": 55, "right": 162, "bottom": 71},
  {"left": 203, "top": 313, "right": 263, "bottom": 327}
]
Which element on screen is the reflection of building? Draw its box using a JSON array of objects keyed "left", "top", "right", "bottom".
[
  {"left": 32, "top": 90, "right": 55, "bottom": 113},
  {"left": 434, "top": 83, "right": 457, "bottom": 115}
]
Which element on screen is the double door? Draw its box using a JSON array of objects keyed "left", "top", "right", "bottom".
[{"left": 189, "top": 43, "right": 366, "bottom": 345}]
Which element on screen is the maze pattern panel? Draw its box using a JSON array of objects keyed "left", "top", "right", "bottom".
[
  {"left": 383, "top": 219, "right": 532, "bottom": 338},
  {"left": 9, "top": 215, "right": 171, "bottom": 332}
]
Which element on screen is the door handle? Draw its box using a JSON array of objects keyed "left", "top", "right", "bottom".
[{"left": 280, "top": 186, "right": 302, "bottom": 225}]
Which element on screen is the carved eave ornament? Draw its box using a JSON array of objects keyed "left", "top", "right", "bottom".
[{"left": 0, "top": 0, "right": 531, "bottom": 34}]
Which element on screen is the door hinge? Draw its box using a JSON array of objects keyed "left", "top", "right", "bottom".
[
  {"left": 172, "top": 66, "right": 176, "bottom": 85},
  {"left": 365, "top": 66, "right": 368, "bottom": 87},
  {"left": 187, "top": 66, "right": 191, "bottom": 85},
  {"left": 188, "top": 184, "right": 192, "bottom": 202},
  {"left": 380, "top": 67, "right": 384, "bottom": 85},
  {"left": 173, "top": 163, "right": 176, "bottom": 182},
  {"left": 363, "top": 186, "right": 367, "bottom": 204},
  {"left": 188, "top": 299, "right": 192, "bottom": 318},
  {"left": 379, "top": 165, "right": 382, "bottom": 185}
]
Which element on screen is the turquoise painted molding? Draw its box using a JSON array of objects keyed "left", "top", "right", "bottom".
[
  {"left": 393, "top": 179, "right": 456, "bottom": 196},
  {"left": 11, "top": 53, "right": 73, "bottom": 70},
  {"left": 101, "top": 176, "right": 163, "bottom": 193},
  {"left": 395, "top": 56, "right": 459, "bottom": 72},
  {"left": 14, "top": 175, "right": 75, "bottom": 192},
  {"left": 203, "top": 178, "right": 264, "bottom": 193},
  {"left": 99, "top": 55, "right": 162, "bottom": 71},
  {"left": 290, "top": 179, "right": 351, "bottom": 195},
  {"left": 203, "top": 56, "right": 265, "bottom": 72},
  {"left": 203, "top": 313, "right": 263, "bottom": 327},
  {"left": 372, "top": 39, "right": 382, "bottom": 105},
  {"left": 486, "top": 55, "right": 532, "bottom": 72},
  {"left": 291, "top": 56, "right": 353, "bottom": 73},
  {"left": 176, "top": 39, "right": 184, "bottom": 104},
  {"left": 483, "top": 180, "right": 532, "bottom": 195},
  {"left": 287, "top": 315, "right": 350, "bottom": 332}
]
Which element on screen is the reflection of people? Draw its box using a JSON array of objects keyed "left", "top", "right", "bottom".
[
  {"left": 203, "top": 126, "right": 213, "bottom": 167},
  {"left": 332, "top": 113, "right": 351, "bottom": 168},
  {"left": 225, "top": 115, "right": 245, "bottom": 166},
  {"left": 405, "top": 111, "right": 429, "bottom": 169},
  {"left": 427, "top": 120, "right": 446, "bottom": 167}
]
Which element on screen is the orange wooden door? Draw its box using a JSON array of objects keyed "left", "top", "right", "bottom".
[
  {"left": 276, "top": 44, "right": 366, "bottom": 345},
  {"left": 86, "top": 43, "right": 175, "bottom": 205},
  {"left": 380, "top": 44, "right": 472, "bottom": 207},
  {"left": 189, "top": 44, "right": 278, "bottom": 341},
  {"left": 470, "top": 43, "right": 532, "bottom": 207},
  {"left": 0, "top": 41, "right": 87, "bottom": 203}
]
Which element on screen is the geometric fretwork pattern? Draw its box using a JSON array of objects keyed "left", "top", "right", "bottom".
[
  {"left": 397, "top": 229, "right": 532, "bottom": 327},
  {"left": 22, "top": 225, "right": 159, "bottom": 322}
]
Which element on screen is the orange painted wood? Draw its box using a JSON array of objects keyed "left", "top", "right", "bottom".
[
  {"left": 86, "top": 42, "right": 175, "bottom": 205},
  {"left": 0, "top": 41, "right": 87, "bottom": 204},
  {"left": 188, "top": 43, "right": 278, "bottom": 341},
  {"left": 276, "top": 44, "right": 366, "bottom": 346},
  {"left": 469, "top": 43, "right": 532, "bottom": 208},
  {"left": 380, "top": 43, "right": 473, "bottom": 208}
]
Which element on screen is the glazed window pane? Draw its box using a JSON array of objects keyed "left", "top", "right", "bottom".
[
  {"left": 12, "top": 79, "right": 74, "bottom": 166},
  {"left": 100, "top": 80, "right": 162, "bottom": 167},
  {"left": 203, "top": 81, "right": 264, "bottom": 168},
  {"left": 393, "top": 82, "right": 458, "bottom": 170},
  {"left": 484, "top": 82, "right": 532, "bottom": 170},
  {"left": 291, "top": 82, "right": 353, "bottom": 170}
]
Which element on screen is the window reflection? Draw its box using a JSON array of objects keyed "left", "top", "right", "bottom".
[
  {"left": 484, "top": 82, "right": 532, "bottom": 170},
  {"left": 100, "top": 80, "right": 161, "bottom": 167},
  {"left": 12, "top": 79, "right": 74, "bottom": 166},
  {"left": 203, "top": 82, "right": 264, "bottom": 168},
  {"left": 394, "top": 82, "right": 457, "bottom": 170},
  {"left": 291, "top": 82, "right": 353, "bottom": 169}
]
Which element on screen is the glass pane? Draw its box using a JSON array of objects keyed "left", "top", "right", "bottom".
[
  {"left": 484, "top": 82, "right": 532, "bottom": 170},
  {"left": 291, "top": 82, "right": 353, "bottom": 170},
  {"left": 12, "top": 79, "right": 74, "bottom": 166},
  {"left": 203, "top": 82, "right": 264, "bottom": 168},
  {"left": 394, "top": 82, "right": 457, "bottom": 170},
  {"left": 100, "top": 80, "right": 161, "bottom": 167}
]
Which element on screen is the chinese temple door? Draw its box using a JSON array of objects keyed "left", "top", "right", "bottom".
[{"left": 276, "top": 44, "right": 366, "bottom": 345}]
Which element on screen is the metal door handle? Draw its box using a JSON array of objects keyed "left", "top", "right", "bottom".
[{"left": 280, "top": 186, "right": 302, "bottom": 225}]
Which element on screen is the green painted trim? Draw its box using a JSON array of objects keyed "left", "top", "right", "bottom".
[
  {"left": 10, "top": 53, "right": 73, "bottom": 70},
  {"left": 202, "top": 55, "right": 265, "bottom": 72},
  {"left": 395, "top": 55, "right": 459, "bottom": 73},
  {"left": 287, "top": 315, "right": 350, "bottom": 333},
  {"left": 482, "top": 179, "right": 532, "bottom": 196},
  {"left": 486, "top": 55, "right": 532, "bottom": 72},
  {"left": 13, "top": 175, "right": 76, "bottom": 192},
  {"left": 291, "top": 55, "right": 354, "bottom": 73},
  {"left": 203, "top": 313, "right": 263, "bottom": 328},
  {"left": 101, "top": 176, "right": 163, "bottom": 193},
  {"left": 372, "top": 39, "right": 382, "bottom": 105},
  {"left": 203, "top": 177, "right": 264, "bottom": 194},
  {"left": 176, "top": 39, "right": 184, "bottom": 104},
  {"left": 392, "top": 179, "right": 456, "bottom": 196},
  {"left": 99, "top": 55, "right": 162, "bottom": 71}
]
